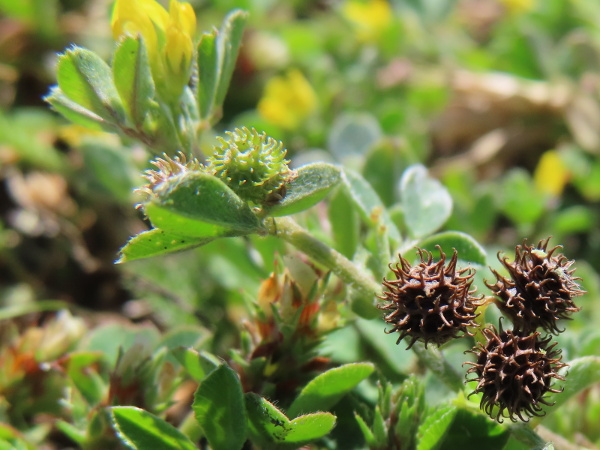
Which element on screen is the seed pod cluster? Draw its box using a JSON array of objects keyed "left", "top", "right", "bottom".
[
  {"left": 468, "top": 238, "right": 583, "bottom": 422},
  {"left": 379, "top": 238, "right": 583, "bottom": 422}
]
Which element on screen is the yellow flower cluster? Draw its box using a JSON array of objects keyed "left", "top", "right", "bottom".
[
  {"left": 341, "top": 0, "right": 393, "bottom": 43},
  {"left": 111, "top": 0, "right": 197, "bottom": 100},
  {"left": 258, "top": 69, "right": 317, "bottom": 130}
]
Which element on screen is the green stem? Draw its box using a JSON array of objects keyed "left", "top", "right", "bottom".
[
  {"left": 266, "top": 216, "right": 464, "bottom": 392},
  {"left": 266, "top": 216, "right": 380, "bottom": 299},
  {"left": 508, "top": 423, "right": 547, "bottom": 449},
  {"left": 411, "top": 341, "right": 464, "bottom": 392}
]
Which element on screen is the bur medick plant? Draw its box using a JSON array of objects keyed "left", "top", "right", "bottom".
[{"left": 32, "top": 0, "right": 598, "bottom": 448}]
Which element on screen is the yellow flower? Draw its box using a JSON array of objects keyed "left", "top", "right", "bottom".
[
  {"left": 258, "top": 69, "right": 317, "bottom": 130},
  {"left": 534, "top": 150, "right": 570, "bottom": 197},
  {"left": 499, "top": 0, "right": 536, "bottom": 15},
  {"left": 342, "top": 0, "right": 393, "bottom": 43},
  {"left": 111, "top": 0, "right": 197, "bottom": 100}
]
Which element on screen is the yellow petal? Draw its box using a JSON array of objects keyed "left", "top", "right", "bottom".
[
  {"left": 164, "top": 25, "right": 193, "bottom": 75},
  {"left": 138, "top": 0, "right": 169, "bottom": 30},
  {"left": 342, "top": 0, "right": 392, "bottom": 42},
  {"left": 169, "top": 0, "right": 197, "bottom": 39},
  {"left": 111, "top": 0, "right": 167, "bottom": 55},
  {"left": 499, "top": 0, "right": 536, "bottom": 15},
  {"left": 534, "top": 150, "right": 570, "bottom": 197},
  {"left": 258, "top": 70, "right": 317, "bottom": 130}
]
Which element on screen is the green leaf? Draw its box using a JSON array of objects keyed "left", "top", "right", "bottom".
[
  {"left": 197, "top": 10, "right": 248, "bottom": 122},
  {"left": 55, "top": 420, "right": 86, "bottom": 446},
  {"left": 363, "top": 140, "right": 405, "bottom": 206},
  {"left": 416, "top": 405, "right": 457, "bottom": 450},
  {"left": 214, "top": 10, "right": 248, "bottom": 109},
  {"left": 328, "top": 186, "right": 359, "bottom": 258},
  {"left": 110, "top": 406, "right": 196, "bottom": 450},
  {"left": 442, "top": 409, "right": 509, "bottom": 450},
  {"left": 342, "top": 169, "right": 401, "bottom": 244},
  {"left": 268, "top": 163, "right": 342, "bottom": 217},
  {"left": 55, "top": 46, "right": 125, "bottom": 124},
  {"left": 197, "top": 32, "right": 218, "bottom": 120},
  {"left": 193, "top": 364, "right": 247, "bottom": 450},
  {"left": 283, "top": 412, "right": 336, "bottom": 444},
  {"left": 245, "top": 393, "right": 292, "bottom": 445},
  {"left": 372, "top": 406, "right": 388, "bottom": 446},
  {"left": 538, "top": 356, "right": 600, "bottom": 418},
  {"left": 112, "top": 36, "right": 155, "bottom": 127},
  {"left": 328, "top": 112, "right": 382, "bottom": 161},
  {"left": 171, "top": 347, "right": 207, "bottom": 382},
  {"left": 400, "top": 164, "right": 453, "bottom": 239},
  {"left": 417, "top": 231, "right": 487, "bottom": 266},
  {"left": 65, "top": 352, "right": 106, "bottom": 405},
  {"left": 0, "top": 299, "right": 68, "bottom": 321},
  {"left": 83, "top": 323, "right": 160, "bottom": 368},
  {"left": 0, "top": 108, "right": 65, "bottom": 171},
  {"left": 80, "top": 140, "right": 135, "bottom": 201},
  {"left": 152, "top": 172, "right": 261, "bottom": 233},
  {"left": 116, "top": 228, "right": 214, "bottom": 263},
  {"left": 354, "top": 413, "right": 377, "bottom": 447},
  {"left": 287, "top": 362, "right": 375, "bottom": 418},
  {"left": 499, "top": 168, "right": 545, "bottom": 227},
  {"left": 45, "top": 87, "right": 114, "bottom": 132},
  {"left": 0, "top": 423, "right": 33, "bottom": 450},
  {"left": 145, "top": 203, "right": 243, "bottom": 238}
]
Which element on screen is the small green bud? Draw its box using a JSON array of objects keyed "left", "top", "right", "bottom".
[{"left": 207, "top": 127, "right": 290, "bottom": 205}]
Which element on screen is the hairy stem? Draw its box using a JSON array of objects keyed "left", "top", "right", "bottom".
[
  {"left": 266, "top": 216, "right": 464, "bottom": 392},
  {"left": 266, "top": 216, "right": 381, "bottom": 300}
]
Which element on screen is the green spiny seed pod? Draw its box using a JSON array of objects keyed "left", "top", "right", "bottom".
[
  {"left": 486, "top": 237, "right": 584, "bottom": 335},
  {"left": 378, "top": 246, "right": 482, "bottom": 349},
  {"left": 207, "top": 127, "right": 290, "bottom": 205},
  {"left": 465, "top": 325, "right": 566, "bottom": 422}
]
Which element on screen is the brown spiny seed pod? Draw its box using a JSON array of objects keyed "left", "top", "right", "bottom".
[
  {"left": 486, "top": 237, "right": 584, "bottom": 334},
  {"left": 465, "top": 325, "right": 566, "bottom": 422},
  {"left": 378, "top": 246, "right": 482, "bottom": 349}
]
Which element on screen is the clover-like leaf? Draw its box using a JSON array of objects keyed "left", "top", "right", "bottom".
[
  {"left": 116, "top": 228, "right": 214, "bottom": 263},
  {"left": 268, "top": 163, "right": 342, "bottom": 216},
  {"left": 54, "top": 46, "right": 125, "bottom": 125},
  {"left": 112, "top": 36, "right": 156, "bottom": 127},
  {"left": 287, "top": 362, "right": 374, "bottom": 418},
  {"left": 193, "top": 364, "right": 247, "bottom": 450},
  {"left": 152, "top": 172, "right": 261, "bottom": 233},
  {"left": 417, "top": 231, "right": 487, "bottom": 266},
  {"left": 399, "top": 164, "right": 452, "bottom": 239},
  {"left": 110, "top": 406, "right": 196, "bottom": 450}
]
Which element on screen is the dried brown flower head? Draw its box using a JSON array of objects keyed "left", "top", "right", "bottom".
[
  {"left": 465, "top": 325, "right": 567, "bottom": 422},
  {"left": 378, "top": 246, "right": 482, "bottom": 349},
  {"left": 486, "top": 237, "right": 584, "bottom": 334}
]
